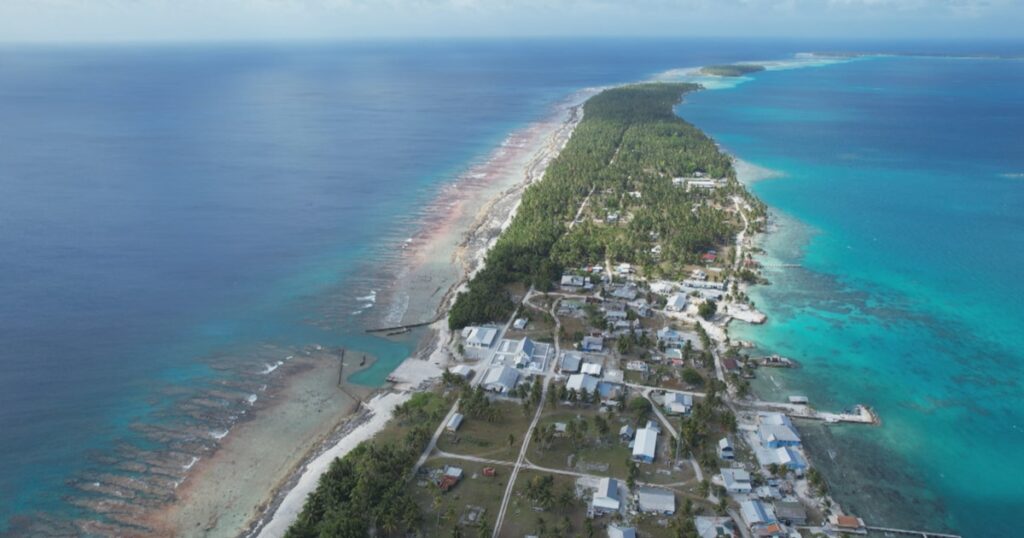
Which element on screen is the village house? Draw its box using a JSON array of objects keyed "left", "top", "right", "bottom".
[
  {"left": 664, "top": 392, "right": 693, "bottom": 415},
  {"left": 512, "top": 318, "right": 528, "bottom": 330},
  {"left": 739, "top": 500, "right": 778, "bottom": 534},
  {"left": 619, "top": 424, "right": 635, "bottom": 442},
  {"left": 636, "top": 486, "right": 676, "bottom": 515},
  {"left": 695, "top": 516, "right": 737, "bottom": 538},
  {"left": 460, "top": 326, "right": 498, "bottom": 359},
  {"left": 449, "top": 364, "right": 474, "bottom": 379},
  {"left": 665, "top": 293, "right": 689, "bottom": 312},
  {"left": 828, "top": 514, "right": 867, "bottom": 535},
  {"left": 757, "top": 413, "right": 801, "bottom": 448},
  {"left": 481, "top": 365, "right": 519, "bottom": 393},
  {"left": 560, "top": 274, "right": 593, "bottom": 291},
  {"left": 581, "top": 336, "right": 604, "bottom": 352},
  {"left": 631, "top": 425, "right": 658, "bottom": 463},
  {"left": 559, "top": 351, "right": 583, "bottom": 374},
  {"left": 590, "top": 477, "right": 621, "bottom": 516},
  {"left": 721, "top": 468, "right": 752, "bottom": 494},
  {"left": 445, "top": 413, "right": 464, "bottom": 433},
  {"left": 566, "top": 373, "right": 600, "bottom": 394},
  {"left": 718, "top": 437, "right": 735, "bottom": 460},
  {"left": 607, "top": 524, "right": 636, "bottom": 538},
  {"left": 773, "top": 501, "right": 807, "bottom": 526}
]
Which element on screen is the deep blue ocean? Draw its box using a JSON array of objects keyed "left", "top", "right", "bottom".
[{"left": 0, "top": 40, "right": 1020, "bottom": 535}]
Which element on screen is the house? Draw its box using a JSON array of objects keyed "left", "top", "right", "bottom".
[
  {"left": 597, "top": 381, "right": 624, "bottom": 406},
  {"left": 773, "top": 447, "right": 807, "bottom": 471},
  {"left": 445, "top": 413, "right": 464, "bottom": 433},
  {"left": 828, "top": 514, "right": 867, "bottom": 535},
  {"left": 604, "top": 309, "right": 628, "bottom": 322},
  {"left": 625, "top": 360, "right": 648, "bottom": 372},
  {"left": 632, "top": 426, "right": 658, "bottom": 463},
  {"left": 498, "top": 337, "right": 536, "bottom": 367},
  {"left": 645, "top": 419, "right": 661, "bottom": 433},
  {"left": 718, "top": 437, "right": 735, "bottom": 460},
  {"left": 663, "top": 392, "right": 693, "bottom": 415},
  {"left": 720, "top": 468, "right": 752, "bottom": 494},
  {"left": 691, "top": 269, "right": 708, "bottom": 281},
  {"left": 607, "top": 525, "right": 636, "bottom": 538},
  {"left": 636, "top": 486, "right": 675, "bottom": 515},
  {"left": 482, "top": 366, "right": 519, "bottom": 393},
  {"left": 629, "top": 299, "right": 652, "bottom": 317},
  {"left": 438, "top": 466, "right": 464, "bottom": 492},
  {"left": 581, "top": 362, "right": 603, "bottom": 376},
  {"left": 581, "top": 336, "right": 604, "bottom": 352},
  {"left": 657, "top": 327, "right": 697, "bottom": 348},
  {"left": 757, "top": 413, "right": 801, "bottom": 448},
  {"left": 609, "top": 284, "right": 638, "bottom": 301},
  {"left": 461, "top": 326, "right": 498, "bottom": 358},
  {"left": 751, "top": 523, "right": 786, "bottom": 538},
  {"left": 619, "top": 424, "right": 635, "bottom": 442},
  {"left": 561, "top": 274, "right": 592, "bottom": 290},
  {"left": 513, "top": 318, "right": 528, "bottom": 330},
  {"left": 449, "top": 364, "right": 474, "bottom": 379},
  {"left": 739, "top": 499, "right": 776, "bottom": 528},
  {"left": 683, "top": 279, "right": 726, "bottom": 291},
  {"left": 722, "top": 358, "right": 740, "bottom": 373},
  {"left": 701, "top": 251, "right": 718, "bottom": 262},
  {"left": 567, "top": 374, "right": 600, "bottom": 394},
  {"left": 773, "top": 501, "right": 807, "bottom": 526},
  {"left": 665, "top": 348, "right": 684, "bottom": 364},
  {"left": 559, "top": 352, "right": 583, "bottom": 373},
  {"left": 665, "top": 293, "right": 689, "bottom": 312},
  {"left": 695, "top": 516, "right": 737, "bottom": 538},
  {"left": 553, "top": 422, "right": 568, "bottom": 436},
  {"left": 603, "top": 369, "right": 624, "bottom": 384},
  {"left": 591, "top": 477, "right": 621, "bottom": 515}
]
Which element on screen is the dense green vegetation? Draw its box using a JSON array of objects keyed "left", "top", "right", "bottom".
[
  {"left": 699, "top": 64, "right": 766, "bottom": 77},
  {"left": 286, "top": 393, "right": 448, "bottom": 538},
  {"left": 449, "top": 83, "right": 764, "bottom": 329}
]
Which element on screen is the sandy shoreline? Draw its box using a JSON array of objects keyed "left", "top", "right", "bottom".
[{"left": 135, "top": 90, "right": 595, "bottom": 538}]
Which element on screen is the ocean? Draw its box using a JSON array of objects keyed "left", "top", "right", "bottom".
[
  {"left": 0, "top": 39, "right": 812, "bottom": 533},
  {"left": 677, "top": 54, "right": 1024, "bottom": 536},
  {"left": 0, "top": 40, "right": 1020, "bottom": 535}
]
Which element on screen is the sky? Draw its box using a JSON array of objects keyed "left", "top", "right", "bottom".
[{"left": 0, "top": 0, "right": 1022, "bottom": 43}]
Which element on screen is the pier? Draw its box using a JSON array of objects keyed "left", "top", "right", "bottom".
[
  {"left": 742, "top": 400, "right": 879, "bottom": 425},
  {"left": 364, "top": 316, "right": 439, "bottom": 334},
  {"left": 866, "top": 525, "right": 962, "bottom": 538}
]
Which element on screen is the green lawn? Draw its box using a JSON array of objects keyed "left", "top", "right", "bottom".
[
  {"left": 417, "top": 457, "right": 510, "bottom": 537},
  {"left": 437, "top": 401, "right": 534, "bottom": 462},
  {"left": 502, "top": 470, "right": 588, "bottom": 538}
]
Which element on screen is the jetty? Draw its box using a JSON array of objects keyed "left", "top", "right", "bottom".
[
  {"left": 365, "top": 317, "right": 439, "bottom": 334},
  {"left": 865, "top": 525, "right": 962, "bottom": 538},
  {"left": 743, "top": 400, "right": 879, "bottom": 425}
]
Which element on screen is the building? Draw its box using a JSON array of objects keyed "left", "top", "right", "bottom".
[
  {"left": 773, "top": 501, "right": 807, "bottom": 526},
  {"left": 721, "top": 468, "right": 752, "bottom": 494},
  {"left": 449, "top": 364, "right": 474, "bottom": 379},
  {"left": 739, "top": 500, "right": 776, "bottom": 528},
  {"left": 460, "top": 326, "right": 498, "bottom": 358},
  {"left": 445, "top": 413, "right": 464, "bottom": 433},
  {"left": 718, "top": 437, "right": 735, "bottom": 460},
  {"left": 757, "top": 413, "right": 801, "bottom": 448},
  {"left": 604, "top": 309, "right": 628, "bottom": 322},
  {"left": 683, "top": 279, "right": 726, "bottom": 291},
  {"left": 664, "top": 392, "right": 693, "bottom": 415},
  {"left": 597, "top": 381, "right": 624, "bottom": 406},
  {"left": 632, "top": 426, "right": 658, "bottom": 463},
  {"left": 438, "top": 465, "right": 464, "bottom": 492},
  {"left": 581, "top": 362, "right": 603, "bottom": 376},
  {"left": 561, "top": 274, "right": 592, "bottom": 290},
  {"left": 665, "top": 293, "right": 689, "bottom": 312},
  {"left": 567, "top": 374, "right": 600, "bottom": 394},
  {"left": 695, "top": 516, "right": 737, "bottom": 538},
  {"left": 609, "top": 284, "right": 638, "bottom": 301},
  {"left": 636, "top": 486, "right": 675, "bottom": 515},
  {"left": 482, "top": 365, "right": 519, "bottom": 393},
  {"left": 581, "top": 336, "right": 604, "bottom": 352},
  {"left": 625, "top": 360, "right": 648, "bottom": 372},
  {"left": 607, "top": 525, "right": 636, "bottom": 538},
  {"left": 619, "top": 424, "right": 635, "bottom": 442},
  {"left": 513, "top": 318, "right": 528, "bottom": 330},
  {"left": 828, "top": 514, "right": 867, "bottom": 535},
  {"left": 559, "top": 352, "right": 583, "bottom": 373},
  {"left": 591, "top": 477, "right": 621, "bottom": 515}
]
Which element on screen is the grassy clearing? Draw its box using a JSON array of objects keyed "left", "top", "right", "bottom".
[
  {"left": 436, "top": 400, "right": 533, "bottom": 462},
  {"left": 416, "top": 456, "right": 509, "bottom": 537}
]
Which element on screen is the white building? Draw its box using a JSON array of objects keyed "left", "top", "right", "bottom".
[
  {"left": 636, "top": 486, "right": 675, "bottom": 514},
  {"left": 664, "top": 392, "right": 693, "bottom": 415},
  {"left": 665, "top": 293, "right": 689, "bottom": 312},
  {"left": 591, "top": 477, "right": 621, "bottom": 514},
  {"left": 632, "top": 426, "right": 658, "bottom": 463},
  {"left": 721, "top": 468, "right": 752, "bottom": 494},
  {"left": 581, "top": 362, "right": 603, "bottom": 376},
  {"left": 567, "top": 374, "right": 600, "bottom": 394},
  {"left": 559, "top": 351, "right": 583, "bottom": 373},
  {"left": 460, "top": 326, "right": 498, "bottom": 359},
  {"left": 718, "top": 437, "right": 735, "bottom": 460},
  {"left": 482, "top": 366, "right": 519, "bottom": 393},
  {"left": 446, "top": 413, "right": 464, "bottom": 433}
]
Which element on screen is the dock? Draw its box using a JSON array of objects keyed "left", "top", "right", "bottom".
[
  {"left": 742, "top": 400, "right": 879, "bottom": 425},
  {"left": 866, "top": 525, "right": 961, "bottom": 538},
  {"left": 365, "top": 317, "right": 439, "bottom": 334}
]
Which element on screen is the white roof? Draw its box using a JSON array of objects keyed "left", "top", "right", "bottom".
[
  {"left": 482, "top": 366, "right": 518, "bottom": 392},
  {"left": 637, "top": 486, "right": 675, "bottom": 513},
  {"left": 694, "top": 516, "right": 734, "bottom": 538},
  {"left": 758, "top": 423, "right": 801, "bottom": 444},
  {"left": 581, "top": 362, "right": 603, "bottom": 376},
  {"left": 718, "top": 437, "right": 733, "bottom": 450},
  {"left": 559, "top": 352, "right": 582, "bottom": 372},
  {"left": 450, "top": 364, "right": 473, "bottom": 377},
  {"left": 446, "top": 413, "right": 464, "bottom": 431},
  {"left": 592, "top": 477, "right": 620, "bottom": 511},
  {"left": 721, "top": 468, "right": 752, "bottom": 492},
  {"left": 632, "top": 427, "right": 658, "bottom": 460},
  {"left": 607, "top": 525, "right": 636, "bottom": 538},
  {"left": 465, "top": 326, "right": 498, "bottom": 347},
  {"left": 666, "top": 293, "right": 689, "bottom": 311},
  {"left": 566, "top": 374, "right": 599, "bottom": 393},
  {"left": 739, "top": 500, "right": 775, "bottom": 526}
]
